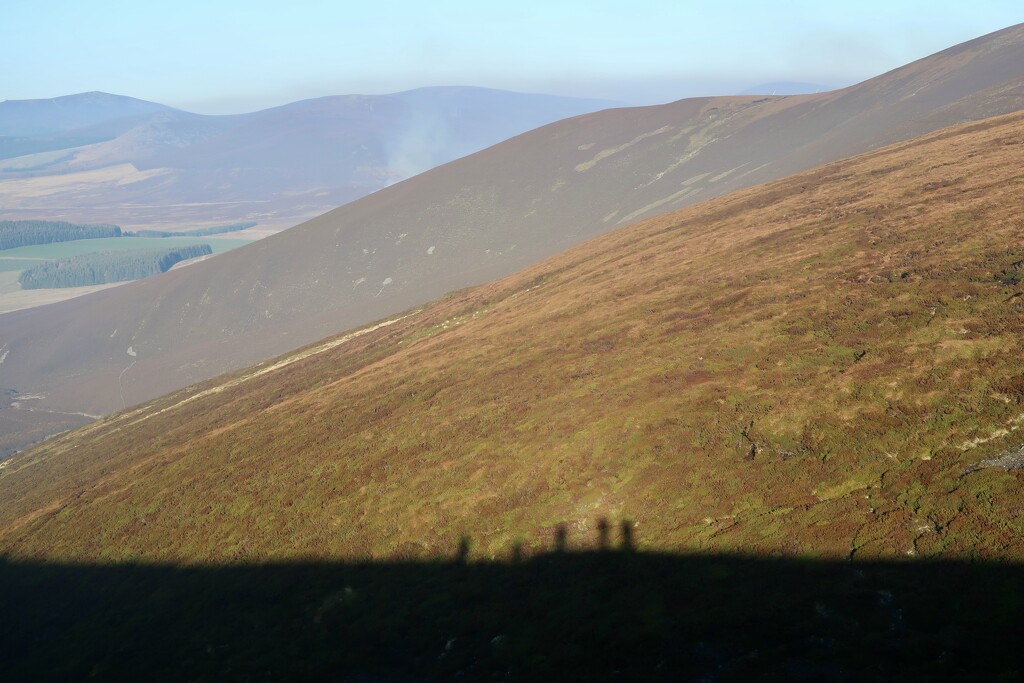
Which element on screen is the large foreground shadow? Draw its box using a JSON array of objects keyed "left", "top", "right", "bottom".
[{"left": 2, "top": 549, "right": 1022, "bottom": 681}]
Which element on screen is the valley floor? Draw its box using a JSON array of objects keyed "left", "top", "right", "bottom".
[{"left": 0, "top": 271, "right": 126, "bottom": 314}]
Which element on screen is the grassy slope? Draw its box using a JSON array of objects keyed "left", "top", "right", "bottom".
[
  {"left": 3, "top": 112, "right": 1024, "bottom": 563},
  {"left": 5, "top": 25, "right": 1024, "bottom": 438}
]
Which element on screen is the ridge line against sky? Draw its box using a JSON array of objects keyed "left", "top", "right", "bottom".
[{"left": 2, "top": 1, "right": 1022, "bottom": 114}]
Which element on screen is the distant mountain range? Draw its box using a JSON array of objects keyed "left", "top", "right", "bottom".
[
  {"left": 1, "top": 24, "right": 1023, "bottom": 456},
  {"left": 0, "top": 88, "right": 618, "bottom": 229}
]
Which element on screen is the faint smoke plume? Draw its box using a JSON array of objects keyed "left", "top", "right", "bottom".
[{"left": 383, "top": 102, "right": 463, "bottom": 184}]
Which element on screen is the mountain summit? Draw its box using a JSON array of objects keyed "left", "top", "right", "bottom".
[{"left": 0, "top": 91, "right": 175, "bottom": 137}]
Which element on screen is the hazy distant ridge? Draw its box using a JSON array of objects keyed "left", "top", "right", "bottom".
[
  {"left": 0, "top": 87, "right": 619, "bottom": 227},
  {"left": 0, "top": 92, "right": 174, "bottom": 137}
]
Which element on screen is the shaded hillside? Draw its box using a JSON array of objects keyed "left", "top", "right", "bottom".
[
  {"left": 4, "top": 110, "right": 1024, "bottom": 564},
  {"left": 2, "top": 25, "right": 1023, "bottom": 454},
  {"left": 0, "top": 87, "right": 616, "bottom": 227},
  {"left": 2, "top": 553, "right": 1022, "bottom": 681}
]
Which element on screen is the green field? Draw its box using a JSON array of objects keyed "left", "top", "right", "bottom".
[
  {"left": 0, "top": 236, "right": 254, "bottom": 273},
  {"left": 0, "top": 258, "right": 47, "bottom": 272}
]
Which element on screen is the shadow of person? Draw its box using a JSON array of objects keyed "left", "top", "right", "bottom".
[
  {"left": 620, "top": 520, "right": 635, "bottom": 551},
  {"left": 554, "top": 524, "right": 568, "bottom": 553},
  {"left": 456, "top": 536, "right": 470, "bottom": 564},
  {"left": 510, "top": 540, "right": 524, "bottom": 563},
  {"left": 597, "top": 517, "right": 611, "bottom": 551}
]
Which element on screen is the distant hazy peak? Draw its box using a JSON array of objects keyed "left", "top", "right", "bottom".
[{"left": 0, "top": 92, "right": 173, "bottom": 137}]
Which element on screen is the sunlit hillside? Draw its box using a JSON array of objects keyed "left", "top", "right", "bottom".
[
  {"left": 3, "top": 24, "right": 1022, "bottom": 458},
  {"left": 4, "top": 111, "right": 1024, "bottom": 565}
]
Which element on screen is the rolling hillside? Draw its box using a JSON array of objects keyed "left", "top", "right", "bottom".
[
  {"left": 2, "top": 24, "right": 1023, "bottom": 455},
  {"left": 0, "top": 87, "right": 616, "bottom": 228},
  {"left": 0, "top": 92, "right": 176, "bottom": 161},
  {"left": 3, "top": 108, "right": 1024, "bottom": 563}
]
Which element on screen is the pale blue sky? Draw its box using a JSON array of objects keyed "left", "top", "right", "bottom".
[{"left": 2, "top": 1, "right": 1021, "bottom": 113}]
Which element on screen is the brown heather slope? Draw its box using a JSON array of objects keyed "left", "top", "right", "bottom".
[
  {"left": 3, "top": 110, "right": 1024, "bottom": 563},
  {"left": 2, "top": 25, "right": 1024, "bottom": 454}
]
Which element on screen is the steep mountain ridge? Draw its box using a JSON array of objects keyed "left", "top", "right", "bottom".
[
  {"left": 3, "top": 109, "right": 1024, "bottom": 562},
  {"left": 1, "top": 24, "right": 1023, "bottom": 453}
]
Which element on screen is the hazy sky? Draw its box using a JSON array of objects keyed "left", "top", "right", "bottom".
[{"left": 2, "top": 1, "right": 1021, "bottom": 113}]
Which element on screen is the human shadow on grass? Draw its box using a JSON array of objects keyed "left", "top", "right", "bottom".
[{"left": 1, "top": 520, "right": 1021, "bottom": 682}]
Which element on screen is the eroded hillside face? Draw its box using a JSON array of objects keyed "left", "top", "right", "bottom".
[{"left": 3, "top": 111, "right": 1024, "bottom": 563}]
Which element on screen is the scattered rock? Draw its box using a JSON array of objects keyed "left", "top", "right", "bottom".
[{"left": 963, "top": 444, "right": 1024, "bottom": 475}]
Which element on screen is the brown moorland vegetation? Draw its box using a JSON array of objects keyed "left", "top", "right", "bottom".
[
  {"left": 3, "top": 24, "right": 1023, "bottom": 455},
  {"left": 3, "top": 111, "right": 1024, "bottom": 564}
]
